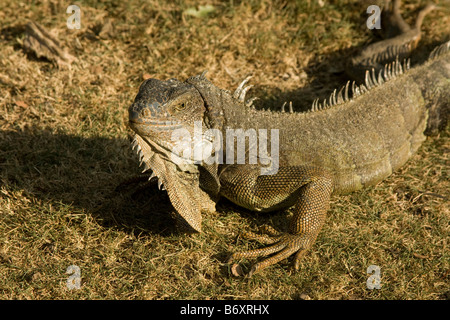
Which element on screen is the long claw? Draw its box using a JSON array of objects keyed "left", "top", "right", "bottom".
[
  {"left": 228, "top": 230, "right": 318, "bottom": 277},
  {"left": 248, "top": 246, "right": 298, "bottom": 277},
  {"left": 227, "top": 240, "right": 287, "bottom": 263}
]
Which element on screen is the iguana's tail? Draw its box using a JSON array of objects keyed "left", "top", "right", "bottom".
[{"left": 347, "top": 0, "right": 436, "bottom": 82}]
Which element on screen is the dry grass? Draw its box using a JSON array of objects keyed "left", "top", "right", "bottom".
[{"left": 0, "top": 0, "right": 449, "bottom": 299}]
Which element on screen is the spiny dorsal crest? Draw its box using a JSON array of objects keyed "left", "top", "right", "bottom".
[
  {"left": 307, "top": 41, "right": 450, "bottom": 113},
  {"left": 230, "top": 41, "right": 449, "bottom": 114},
  {"left": 233, "top": 75, "right": 259, "bottom": 107},
  {"left": 232, "top": 57, "right": 410, "bottom": 114},
  {"left": 306, "top": 56, "right": 410, "bottom": 113},
  {"left": 428, "top": 40, "right": 450, "bottom": 61}
]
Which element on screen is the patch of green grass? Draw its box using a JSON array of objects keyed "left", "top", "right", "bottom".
[{"left": 0, "top": 0, "right": 448, "bottom": 299}]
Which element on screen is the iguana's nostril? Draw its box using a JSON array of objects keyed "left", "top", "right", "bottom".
[{"left": 128, "top": 106, "right": 140, "bottom": 122}]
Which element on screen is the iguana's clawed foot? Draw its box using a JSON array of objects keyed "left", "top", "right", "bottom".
[{"left": 227, "top": 229, "right": 316, "bottom": 277}]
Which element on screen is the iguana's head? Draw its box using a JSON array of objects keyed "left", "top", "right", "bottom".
[
  {"left": 128, "top": 75, "right": 222, "bottom": 232},
  {"left": 129, "top": 78, "right": 207, "bottom": 154}
]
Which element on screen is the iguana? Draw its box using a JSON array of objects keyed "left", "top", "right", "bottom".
[{"left": 126, "top": 0, "right": 449, "bottom": 276}]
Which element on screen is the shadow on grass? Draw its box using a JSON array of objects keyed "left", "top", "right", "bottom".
[
  {"left": 0, "top": 127, "right": 293, "bottom": 248},
  {"left": 0, "top": 127, "right": 178, "bottom": 236}
]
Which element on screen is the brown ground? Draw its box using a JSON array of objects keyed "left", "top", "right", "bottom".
[{"left": 0, "top": 0, "right": 448, "bottom": 299}]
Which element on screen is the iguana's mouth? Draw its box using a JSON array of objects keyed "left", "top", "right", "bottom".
[
  {"left": 129, "top": 118, "right": 183, "bottom": 135},
  {"left": 128, "top": 101, "right": 184, "bottom": 135}
]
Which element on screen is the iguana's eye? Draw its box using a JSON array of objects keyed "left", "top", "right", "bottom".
[
  {"left": 141, "top": 109, "right": 150, "bottom": 117},
  {"left": 175, "top": 103, "right": 186, "bottom": 111}
]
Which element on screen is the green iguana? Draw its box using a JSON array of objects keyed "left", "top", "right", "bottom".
[{"left": 126, "top": 0, "right": 449, "bottom": 276}]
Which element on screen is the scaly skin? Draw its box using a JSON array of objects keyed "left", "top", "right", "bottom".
[{"left": 127, "top": 1, "right": 449, "bottom": 276}]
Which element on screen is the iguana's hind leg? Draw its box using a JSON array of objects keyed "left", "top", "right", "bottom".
[{"left": 221, "top": 166, "right": 333, "bottom": 276}]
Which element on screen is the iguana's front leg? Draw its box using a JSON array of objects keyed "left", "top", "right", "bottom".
[{"left": 220, "top": 165, "right": 333, "bottom": 276}]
